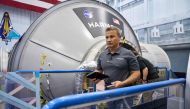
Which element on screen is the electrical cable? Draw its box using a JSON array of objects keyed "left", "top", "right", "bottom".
[
  {"left": 46, "top": 74, "right": 55, "bottom": 99},
  {"left": 41, "top": 84, "right": 52, "bottom": 100}
]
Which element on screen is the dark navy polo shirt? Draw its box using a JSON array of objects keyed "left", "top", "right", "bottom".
[{"left": 97, "top": 46, "right": 139, "bottom": 84}]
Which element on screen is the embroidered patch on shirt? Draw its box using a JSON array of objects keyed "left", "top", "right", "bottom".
[{"left": 116, "top": 58, "right": 125, "bottom": 60}]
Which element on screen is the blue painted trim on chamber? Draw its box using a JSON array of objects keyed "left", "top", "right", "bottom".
[
  {"left": 15, "top": 69, "right": 92, "bottom": 73},
  {"left": 42, "top": 78, "right": 185, "bottom": 109}
]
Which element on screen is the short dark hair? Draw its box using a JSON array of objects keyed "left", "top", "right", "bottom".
[{"left": 105, "top": 26, "right": 121, "bottom": 37}]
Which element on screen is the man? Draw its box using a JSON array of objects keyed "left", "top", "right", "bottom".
[
  {"left": 129, "top": 49, "right": 149, "bottom": 83},
  {"left": 95, "top": 27, "right": 140, "bottom": 108},
  {"left": 121, "top": 44, "right": 159, "bottom": 104},
  {"left": 120, "top": 43, "right": 159, "bottom": 83}
]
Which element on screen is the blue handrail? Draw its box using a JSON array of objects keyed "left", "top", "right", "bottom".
[
  {"left": 42, "top": 78, "right": 185, "bottom": 109},
  {"left": 15, "top": 69, "right": 92, "bottom": 73}
]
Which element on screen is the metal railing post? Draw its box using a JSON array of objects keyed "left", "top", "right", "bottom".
[
  {"left": 35, "top": 71, "right": 41, "bottom": 109},
  {"left": 166, "top": 68, "right": 170, "bottom": 80},
  {"left": 185, "top": 54, "right": 190, "bottom": 109}
]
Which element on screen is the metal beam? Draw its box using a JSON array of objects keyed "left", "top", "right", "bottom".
[
  {"left": 5, "top": 72, "right": 36, "bottom": 92},
  {"left": 29, "top": 98, "right": 36, "bottom": 105},
  {"left": 8, "top": 76, "right": 35, "bottom": 95},
  {"left": 160, "top": 43, "right": 190, "bottom": 50},
  {"left": 0, "top": 90, "right": 35, "bottom": 109},
  {"left": 185, "top": 53, "right": 190, "bottom": 109}
]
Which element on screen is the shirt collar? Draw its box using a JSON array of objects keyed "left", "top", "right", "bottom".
[{"left": 105, "top": 46, "right": 121, "bottom": 55}]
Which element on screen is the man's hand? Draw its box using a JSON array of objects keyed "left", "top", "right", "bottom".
[
  {"left": 137, "top": 79, "right": 147, "bottom": 84},
  {"left": 111, "top": 81, "right": 125, "bottom": 88}
]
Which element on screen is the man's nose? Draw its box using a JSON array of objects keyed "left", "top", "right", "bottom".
[{"left": 107, "top": 37, "right": 111, "bottom": 41}]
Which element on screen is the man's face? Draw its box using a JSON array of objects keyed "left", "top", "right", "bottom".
[{"left": 105, "top": 30, "right": 120, "bottom": 49}]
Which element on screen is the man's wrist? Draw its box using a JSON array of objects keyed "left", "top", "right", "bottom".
[
  {"left": 142, "top": 79, "right": 147, "bottom": 83},
  {"left": 121, "top": 81, "right": 127, "bottom": 87},
  {"left": 143, "top": 78, "right": 147, "bottom": 81}
]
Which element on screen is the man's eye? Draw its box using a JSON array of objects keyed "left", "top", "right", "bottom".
[{"left": 110, "top": 35, "right": 114, "bottom": 38}]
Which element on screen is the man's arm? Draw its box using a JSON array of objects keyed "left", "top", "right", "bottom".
[
  {"left": 112, "top": 70, "right": 140, "bottom": 88},
  {"left": 142, "top": 67, "right": 148, "bottom": 81}
]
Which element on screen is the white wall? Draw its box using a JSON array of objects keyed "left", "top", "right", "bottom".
[
  {"left": 148, "top": 0, "right": 190, "bottom": 21},
  {"left": 121, "top": 2, "right": 145, "bottom": 26},
  {"left": 120, "top": 0, "right": 190, "bottom": 27}
]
